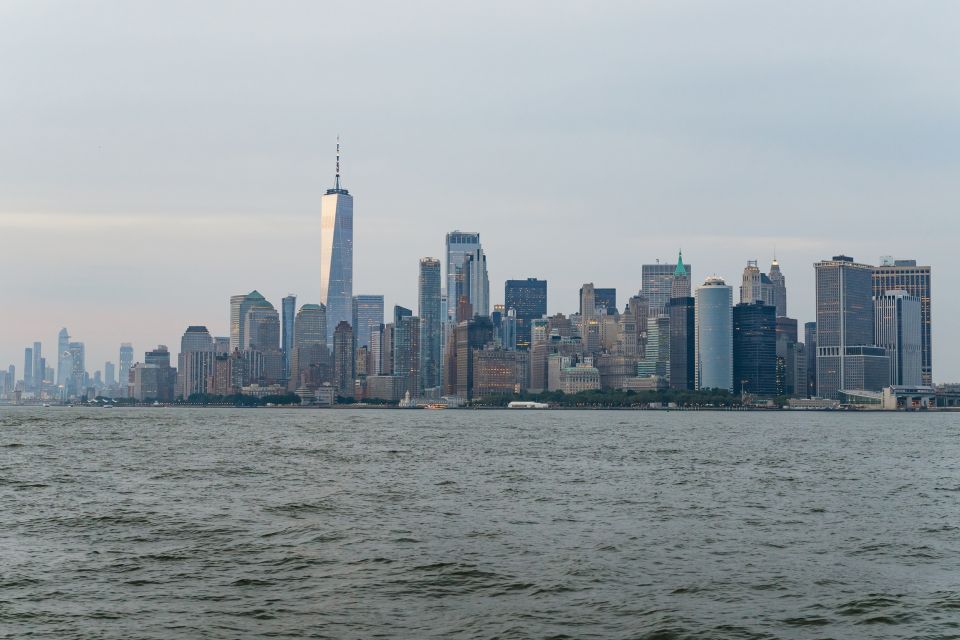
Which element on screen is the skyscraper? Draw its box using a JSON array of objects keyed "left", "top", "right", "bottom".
[
  {"left": 872, "top": 258, "right": 932, "bottom": 385},
  {"left": 504, "top": 278, "right": 547, "bottom": 350},
  {"left": 768, "top": 258, "right": 787, "bottom": 317},
  {"left": 177, "top": 326, "right": 214, "bottom": 399},
  {"left": 245, "top": 299, "right": 282, "bottom": 383},
  {"left": 118, "top": 343, "right": 133, "bottom": 390},
  {"left": 668, "top": 297, "right": 695, "bottom": 390},
  {"left": 740, "top": 260, "right": 774, "bottom": 306},
  {"left": 320, "top": 141, "right": 354, "bottom": 348},
  {"left": 352, "top": 294, "right": 385, "bottom": 350},
  {"left": 594, "top": 288, "right": 616, "bottom": 313},
  {"left": 671, "top": 251, "right": 691, "bottom": 299},
  {"left": 104, "top": 361, "right": 116, "bottom": 387},
  {"left": 57, "top": 328, "right": 70, "bottom": 386},
  {"left": 733, "top": 302, "right": 777, "bottom": 396},
  {"left": 68, "top": 342, "right": 85, "bottom": 398},
  {"left": 230, "top": 291, "right": 269, "bottom": 352},
  {"left": 804, "top": 321, "right": 817, "bottom": 398},
  {"left": 289, "top": 303, "right": 328, "bottom": 391},
  {"left": 695, "top": 276, "right": 733, "bottom": 391},
  {"left": 332, "top": 321, "right": 354, "bottom": 398},
  {"left": 874, "top": 290, "right": 922, "bottom": 387},
  {"left": 457, "top": 247, "right": 489, "bottom": 317},
  {"left": 282, "top": 294, "right": 296, "bottom": 379},
  {"left": 32, "top": 342, "right": 42, "bottom": 391},
  {"left": 445, "top": 231, "right": 481, "bottom": 320},
  {"left": 579, "top": 283, "right": 600, "bottom": 354},
  {"left": 815, "top": 255, "right": 889, "bottom": 399},
  {"left": 23, "top": 348, "right": 33, "bottom": 392},
  {"left": 642, "top": 258, "right": 691, "bottom": 314},
  {"left": 419, "top": 258, "right": 442, "bottom": 391}
]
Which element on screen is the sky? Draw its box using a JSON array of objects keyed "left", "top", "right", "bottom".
[{"left": 1, "top": 1, "right": 959, "bottom": 380}]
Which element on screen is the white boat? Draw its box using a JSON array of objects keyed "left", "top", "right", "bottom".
[{"left": 507, "top": 401, "right": 549, "bottom": 409}]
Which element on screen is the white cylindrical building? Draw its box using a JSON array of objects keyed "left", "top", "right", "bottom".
[{"left": 695, "top": 276, "right": 733, "bottom": 392}]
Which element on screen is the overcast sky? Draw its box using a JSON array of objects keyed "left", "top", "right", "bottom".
[{"left": 2, "top": 1, "right": 958, "bottom": 381}]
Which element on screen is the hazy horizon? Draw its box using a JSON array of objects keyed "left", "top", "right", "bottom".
[{"left": 2, "top": 1, "right": 958, "bottom": 381}]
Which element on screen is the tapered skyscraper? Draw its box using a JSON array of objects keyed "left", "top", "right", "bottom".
[{"left": 320, "top": 140, "right": 354, "bottom": 347}]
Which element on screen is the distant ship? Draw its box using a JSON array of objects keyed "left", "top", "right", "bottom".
[{"left": 507, "top": 401, "right": 549, "bottom": 409}]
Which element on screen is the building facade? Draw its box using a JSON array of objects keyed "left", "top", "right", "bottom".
[
  {"left": 695, "top": 276, "right": 733, "bottom": 391},
  {"left": 872, "top": 258, "right": 932, "bottom": 385},
  {"left": 733, "top": 302, "right": 777, "bottom": 396},
  {"left": 320, "top": 143, "right": 354, "bottom": 348}
]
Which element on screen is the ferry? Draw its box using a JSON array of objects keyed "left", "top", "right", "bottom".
[
  {"left": 424, "top": 403, "right": 448, "bottom": 410},
  {"left": 507, "top": 401, "right": 549, "bottom": 409}
]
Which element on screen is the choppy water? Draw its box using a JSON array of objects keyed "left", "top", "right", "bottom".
[{"left": 1, "top": 407, "right": 959, "bottom": 639}]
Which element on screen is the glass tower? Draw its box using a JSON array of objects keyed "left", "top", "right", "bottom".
[{"left": 320, "top": 142, "right": 354, "bottom": 347}]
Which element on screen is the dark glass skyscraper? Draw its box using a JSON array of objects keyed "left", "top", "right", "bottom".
[
  {"left": 504, "top": 278, "right": 547, "bottom": 351},
  {"left": 352, "top": 295, "right": 384, "bottom": 350},
  {"left": 419, "top": 258, "right": 442, "bottom": 391},
  {"left": 668, "top": 297, "right": 695, "bottom": 390},
  {"left": 282, "top": 294, "right": 296, "bottom": 379},
  {"left": 733, "top": 302, "right": 777, "bottom": 396}
]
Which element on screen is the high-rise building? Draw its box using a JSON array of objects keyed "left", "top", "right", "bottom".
[
  {"left": 445, "top": 231, "right": 481, "bottom": 320},
  {"left": 769, "top": 258, "right": 787, "bottom": 317},
  {"left": 289, "top": 303, "right": 328, "bottom": 391},
  {"left": 57, "top": 328, "right": 70, "bottom": 386},
  {"left": 332, "top": 321, "right": 354, "bottom": 398},
  {"left": 23, "top": 348, "right": 33, "bottom": 392},
  {"left": 393, "top": 312, "right": 421, "bottom": 396},
  {"left": 455, "top": 316, "right": 494, "bottom": 400},
  {"left": 874, "top": 290, "right": 922, "bottom": 387},
  {"left": 456, "top": 248, "right": 489, "bottom": 318},
  {"left": 118, "top": 343, "right": 134, "bottom": 390},
  {"left": 352, "top": 295, "right": 385, "bottom": 351},
  {"left": 815, "top": 255, "right": 889, "bottom": 399},
  {"left": 419, "top": 258, "right": 442, "bottom": 391},
  {"left": 668, "top": 297, "right": 695, "bottom": 390},
  {"left": 671, "top": 251, "right": 691, "bottom": 299},
  {"left": 31, "top": 342, "right": 42, "bottom": 391},
  {"left": 642, "top": 258, "right": 691, "bottom": 314},
  {"left": 579, "top": 283, "right": 600, "bottom": 354},
  {"left": 177, "top": 326, "right": 214, "bottom": 399},
  {"left": 320, "top": 142, "right": 354, "bottom": 348},
  {"left": 740, "top": 260, "right": 775, "bottom": 307},
  {"left": 143, "top": 345, "right": 176, "bottom": 401},
  {"left": 695, "top": 276, "right": 733, "bottom": 391},
  {"left": 282, "top": 294, "right": 296, "bottom": 379},
  {"left": 504, "top": 278, "right": 547, "bottom": 350},
  {"left": 68, "top": 342, "right": 85, "bottom": 397},
  {"left": 804, "top": 322, "right": 817, "bottom": 398},
  {"left": 245, "top": 299, "right": 282, "bottom": 383},
  {"left": 872, "top": 258, "right": 932, "bottom": 385},
  {"left": 230, "top": 291, "right": 268, "bottom": 352},
  {"left": 594, "top": 288, "right": 617, "bottom": 313},
  {"left": 733, "top": 302, "right": 777, "bottom": 396},
  {"left": 104, "top": 361, "right": 116, "bottom": 387}
]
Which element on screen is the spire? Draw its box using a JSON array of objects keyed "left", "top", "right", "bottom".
[
  {"left": 673, "top": 249, "right": 687, "bottom": 277},
  {"left": 335, "top": 135, "right": 341, "bottom": 191}
]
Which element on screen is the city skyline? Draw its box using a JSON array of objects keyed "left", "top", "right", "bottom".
[{"left": 1, "top": 2, "right": 958, "bottom": 379}]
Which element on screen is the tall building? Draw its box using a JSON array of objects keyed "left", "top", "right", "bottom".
[
  {"left": 671, "top": 251, "right": 691, "bottom": 299},
  {"left": 642, "top": 258, "right": 691, "bottom": 314},
  {"left": 57, "top": 328, "right": 70, "bottom": 386},
  {"left": 31, "top": 342, "right": 42, "bottom": 391},
  {"left": 177, "top": 326, "right": 214, "bottom": 399},
  {"left": 104, "top": 361, "right": 116, "bottom": 387},
  {"left": 456, "top": 248, "right": 490, "bottom": 317},
  {"left": 804, "top": 322, "right": 817, "bottom": 398},
  {"left": 594, "top": 288, "right": 617, "bottom": 313},
  {"left": 740, "top": 260, "right": 774, "bottom": 306},
  {"left": 23, "top": 348, "right": 33, "bottom": 392},
  {"left": 352, "top": 294, "right": 384, "bottom": 351},
  {"left": 230, "top": 291, "right": 268, "bottom": 352},
  {"left": 445, "top": 231, "right": 481, "bottom": 320},
  {"left": 282, "top": 294, "right": 296, "bottom": 379},
  {"left": 419, "top": 258, "right": 442, "bottom": 391},
  {"left": 775, "top": 317, "right": 801, "bottom": 396},
  {"left": 332, "top": 321, "right": 354, "bottom": 398},
  {"left": 579, "top": 283, "right": 600, "bottom": 354},
  {"left": 733, "top": 302, "right": 777, "bottom": 396},
  {"left": 874, "top": 290, "right": 922, "bottom": 387},
  {"left": 668, "top": 297, "right": 695, "bottom": 390},
  {"left": 768, "top": 258, "right": 787, "bottom": 317},
  {"left": 455, "top": 316, "right": 494, "bottom": 400},
  {"left": 695, "top": 276, "right": 733, "bottom": 391},
  {"left": 119, "top": 343, "right": 134, "bottom": 390},
  {"left": 393, "top": 313, "right": 421, "bottom": 396},
  {"left": 320, "top": 141, "right": 354, "bottom": 347},
  {"left": 143, "top": 345, "right": 176, "bottom": 402},
  {"left": 289, "top": 303, "right": 328, "bottom": 391},
  {"left": 504, "top": 278, "right": 547, "bottom": 350},
  {"left": 815, "top": 255, "right": 889, "bottom": 399},
  {"left": 872, "top": 258, "right": 932, "bottom": 385},
  {"left": 68, "top": 342, "right": 85, "bottom": 397}
]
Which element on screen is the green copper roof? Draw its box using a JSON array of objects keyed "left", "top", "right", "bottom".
[
  {"left": 673, "top": 251, "right": 687, "bottom": 277},
  {"left": 300, "top": 304, "right": 323, "bottom": 310},
  {"left": 247, "top": 290, "right": 266, "bottom": 300}
]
